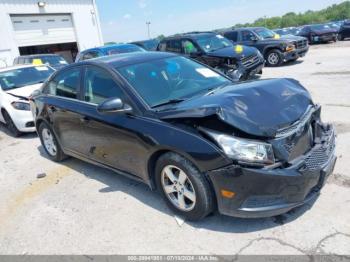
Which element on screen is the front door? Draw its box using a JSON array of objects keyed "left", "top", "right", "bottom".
[{"left": 78, "top": 65, "right": 148, "bottom": 178}]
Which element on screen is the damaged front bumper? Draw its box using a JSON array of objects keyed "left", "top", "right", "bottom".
[
  {"left": 225, "top": 55, "right": 265, "bottom": 82},
  {"left": 284, "top": 46, "right": 309, "bottom": 62},
  {"left": 207, "top": 123, "right": 336, "bottom": 218}
]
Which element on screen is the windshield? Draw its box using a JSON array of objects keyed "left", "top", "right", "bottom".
[
  {"left": 310, "top": 24, "right": 331, "bottom": 30},
  {"left": 31, "top": 56, "right": 68, "bottom": 65},
  {"left": 117, "top": 56, "right": 231, "bottom": 108},
  {"left": 196, "top": 35, "right": 232, "bottom": 52},
  {"left": 0, "top": 66, "right": 54, "bottom": 91},
  {"left": 107, "top": 45, "right": 146, "bottom": 55},
  {"left": 253, "top": 28, "right": 276, "bottom": 39}
]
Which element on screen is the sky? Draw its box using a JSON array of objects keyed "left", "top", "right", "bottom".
[{"left": 96, "top": 0, "right": 346, "bottom": 43}]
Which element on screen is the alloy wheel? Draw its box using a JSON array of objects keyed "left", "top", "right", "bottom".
[
  {"left": 161, "top": 165, "right": 196, "bottom": 211},
  {"left": 268, "top": 52, "right": 279, "bottom": 65},
  {"left": 42, "top": 128, "right": 57, "bottom": 156}
]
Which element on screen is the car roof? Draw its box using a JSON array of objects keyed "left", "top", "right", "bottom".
[
  {"left": 0, "top": 64, "right": 47, "bottom": 73},
  {"left": 77, "top": 51, "right": 178, "bottom": 68},
  {"left": 230, "top": 27, "right": 265, "bottom": 31},
  {"left": 131, "top": 39, "right": 159, "bottom": 44},
  {"left": 15, "top": 54, "right": 60, "bottom": 58},
  {"left": 163, "top": 32, "right": 216, "bottom": 40},
  {"left": 82, "top": 43, "right": 141, "bottom": 53}
]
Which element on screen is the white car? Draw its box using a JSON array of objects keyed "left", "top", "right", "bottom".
[{"left": 0, "top": 64, "right": 54, "bottom": 136}]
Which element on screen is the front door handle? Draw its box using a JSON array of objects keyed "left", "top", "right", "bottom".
[{"left": 80, "top": 116, "right": 90, "bottom": 124}]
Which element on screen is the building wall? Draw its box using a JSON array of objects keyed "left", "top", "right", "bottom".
[{"left": 0, "top": 0, "right": 103, "bottom": 67}]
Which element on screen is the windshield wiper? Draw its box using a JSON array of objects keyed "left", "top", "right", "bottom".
[
  {"left": 151, "top": 99, "right": 185, "bottom": 109},
  {"left": 205, "top": 82, "right": 232, "bottom": 95}
]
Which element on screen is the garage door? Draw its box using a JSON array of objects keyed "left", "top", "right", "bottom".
[{"left": 10, "top": 14, "right": 76, "bottom": 47}]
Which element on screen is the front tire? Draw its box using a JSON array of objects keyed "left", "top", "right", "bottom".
[
  {"left": 265, "top": 49, "right": 283, "bottom": 67},
  {"left": 2, "top": 110, "right": 21, "bottom": 137},
  {"left": 38, "top": 122, "right": 67, "bottom": 162},
  {"left": 337, "top": 34, "right": 344, "bottom": 41},
  {"left": 155, "top": 152, "right": 215, "bottom": 221}
]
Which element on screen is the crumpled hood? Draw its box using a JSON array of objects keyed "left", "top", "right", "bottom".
[
  {"left": 207, "top": 45, "right": 258, "bottom": 59},
  {"left": 311, "top": 29, "right": 337, "bottom": 35},
  {"left": 158, "top": 78, "right": 313, "bottom": 138},
  {"left": 5, "top": 83, "right": 42, "bottom": 100}
]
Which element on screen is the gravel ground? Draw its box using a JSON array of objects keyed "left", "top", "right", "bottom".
[{"left": 0, "top": 41, "right": 350, "bottom": 256}]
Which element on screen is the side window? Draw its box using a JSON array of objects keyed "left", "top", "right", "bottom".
[
  {"left": 182, "top": 40, "right": 198, "bottom": 54},
  {"left": 82, "top": 51, "right": 100, "bottom": 61},
  {"left": 84, "top": 66, "right": 125, "bottom": 104},
  {"left": 241, "top": 30, "right": 256, "bottom": 41},
  {"left": 225, "top": 31, "right": 238, "bottom": 42},
  {"left": 47, "top": 68, "right": 80, "bottom": 98},
  {"left": 158, "top": 42, "right": 167, "bottom": 51},
  {"left": 166, "top": 40, "right": 182, "bottom": 53}
]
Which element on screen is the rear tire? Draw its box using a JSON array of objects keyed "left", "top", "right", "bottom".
[
  {"left": 155, "top": 152, "right": 215, "bottom": 221},
  {"left": 265, "top": 49, "right": 283, "bottom": 67},
  {"left": 2, "top": 110, "right": 21, "bottom": 137},
  {"left": 38, "top": 122, "right": 67, "bottom": 162}
]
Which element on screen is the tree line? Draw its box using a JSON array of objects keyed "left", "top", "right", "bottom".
[{"left": 231, "top": 1, "right": 350, "bottom": 29}]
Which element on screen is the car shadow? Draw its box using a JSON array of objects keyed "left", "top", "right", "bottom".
[
  {"left": 37, "top": 145, "right": 318, "bottom": 233},
  {"left": 0, "top": 122, "right": 37, "bottom": 140},
  {"left": 281, "top": 60, "right": 304, "bottom": 67}
]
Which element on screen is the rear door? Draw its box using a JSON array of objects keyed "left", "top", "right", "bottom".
[{"left": 45, "top": 67, "right": 85, "bottom": 154}]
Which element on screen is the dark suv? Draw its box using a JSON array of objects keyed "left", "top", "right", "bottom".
[
  {"left": 338, "top": 20, "right": 350, "bottom": 41},
  {"left": 157, "top": 32, "right": 264, "bottom": 81},
  {"left": 224, "top": 27, "right": 309, "bottom": 67}
]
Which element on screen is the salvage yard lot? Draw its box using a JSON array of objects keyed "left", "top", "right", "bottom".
[{"left": 0, "top": 41, "right": 350, "bottom": 255}]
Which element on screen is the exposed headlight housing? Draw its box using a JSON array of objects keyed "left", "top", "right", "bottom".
[
  {"left": 205, "top": 129, "right": 275, "bottom": 165},
  {"left": 286, "top": 44, "right": 296, "bottom": 52},
  {"left": 11, "top": 101, "right": 30, "bottom": 111}
]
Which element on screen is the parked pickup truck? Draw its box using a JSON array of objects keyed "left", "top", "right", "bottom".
[
  {"left": 223, "top": 27, "right": 309, "bottom": 67},
  {"left": 157, "top": 32, "right": 265, "bottom": 81}
]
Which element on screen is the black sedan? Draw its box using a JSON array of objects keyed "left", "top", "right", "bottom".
[{"left": 31, "top": 52, "right": 336, "bottom": 220}]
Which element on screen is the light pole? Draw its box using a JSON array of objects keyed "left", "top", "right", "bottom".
[{"left": 146, "top": 21, "right": 151, "bottom": 39}]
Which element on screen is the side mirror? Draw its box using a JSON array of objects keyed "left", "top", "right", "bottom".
[
  {"left": 97, "top": 97, "right": 132, "bottom": 114},
  {"left": 31, "top": 89, "right": 41, "bottom": 98},
  {"left": 250, "top": 36, "right": 259, "bottom": 41}
]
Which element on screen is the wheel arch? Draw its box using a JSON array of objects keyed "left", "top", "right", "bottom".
[
  {"left": 263, "top": 46, "right": 283, "bottom": 57},
  {"left": 146, "top": 147, "right": 218, "bottom": 192}
]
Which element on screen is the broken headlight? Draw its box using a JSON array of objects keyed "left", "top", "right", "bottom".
[{"left": 206, "top": 130, "right": 275, "bottom": 165}]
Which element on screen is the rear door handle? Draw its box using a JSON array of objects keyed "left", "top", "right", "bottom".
[{"left": 80, "top": 116, "right": 90, "bottom": 124}]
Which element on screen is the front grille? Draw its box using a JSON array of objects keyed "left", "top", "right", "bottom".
[
  {"left": 305, "top": 130, "right": 335, "bottom": 170},
  {"left": 276, "top": 107, "right": 314, "bottom": 138},
  {"left": 241, "top": 54, "right": 260, "bottom": 68},
  {"left": 296, "top": 39, "right": 308, "bottom": 49}
]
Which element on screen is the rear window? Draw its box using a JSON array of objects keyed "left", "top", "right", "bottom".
[
  {"left": 224, "top": 31, "right": 238, "bottom": 42},
  {"left": 106, "top": 45, "right": 145, "bottom": 55}
]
